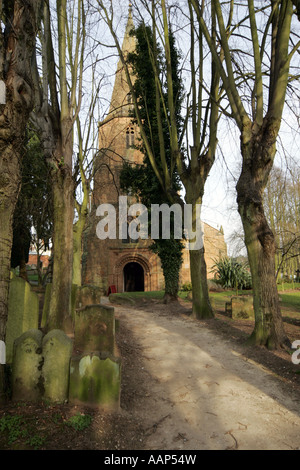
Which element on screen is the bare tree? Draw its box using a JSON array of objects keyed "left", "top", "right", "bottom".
[
  {"left": 192, "top": 0, "right": 300, "bottom": 348},
  {"left": 32, "top": 0, "right": 87, "bottom": 332},
  {"left": 95, "top": 0, "right": 223, "bottom": 319}
]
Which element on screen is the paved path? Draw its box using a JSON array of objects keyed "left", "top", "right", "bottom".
[{"left": 115, "top": 304, "right": 300, "bottom": 450}]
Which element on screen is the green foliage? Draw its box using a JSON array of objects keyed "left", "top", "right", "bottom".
[
  {"left": 151, "top": 238, "right": 184, "bottom": 299},
  {"left": 0, "top": 414, "right": 48, "bottom": 449},
  {"left": 65, "top": 413, "right": 92, "bottom": 431},
  {"left": 212, "top": 257, "right": 252, "bottom": 292},
  {"left": 26, "top": 434, "right": 47, "bottom": 450},
  {"left": 120, "top": 22, "right": 185, "bottom": 300},
  {"left": 181, "top": 282, "right": 193, "bottom": 292},
  {"left": 0, "top": 415, "right": 26, "bottom": 445}
]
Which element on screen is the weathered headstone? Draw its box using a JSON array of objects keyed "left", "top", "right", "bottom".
[
  {"left": 74, "top": 304, "right": 115, "bottom": 355},
  {"left": 6, "top": 277, "right": 39, "bottom": 363},
  {"left": 11, "top": 329, "right": 43, "bottom": 402},
  {"left": 69, "top": 354, "right": 121, "bottom": 409},
  {"left": 231, "top": 295, "right": 254, "bottom": 320},
  {"left": 75, "top": 285, "right": 102, "bottom": 309},
  {"left": 42, "top": 329, "right": 73, "bottom": 403}
]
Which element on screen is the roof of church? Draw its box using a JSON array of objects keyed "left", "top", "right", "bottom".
[{"left": 107, "top": 4, "right": 136, "bottom": 117}]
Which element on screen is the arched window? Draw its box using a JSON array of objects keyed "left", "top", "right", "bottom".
[{"left": 126, "top": 126, "right": 135, "bottom": 149}]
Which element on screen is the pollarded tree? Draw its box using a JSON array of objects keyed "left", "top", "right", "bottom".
[
  {"left": 193, "top": 0, "right": 300, "bottom": 348},
  {"left": 0, "top": 0, "right": 42, "bottom": 401}
]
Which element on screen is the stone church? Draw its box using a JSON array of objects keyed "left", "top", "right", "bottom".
[{"left": 82, "top": 7, "right": 227, "bottom": 294}]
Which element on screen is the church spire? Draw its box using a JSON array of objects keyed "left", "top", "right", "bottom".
[{"left": 108, "top": 3, "right": 136, "bottom": 116}]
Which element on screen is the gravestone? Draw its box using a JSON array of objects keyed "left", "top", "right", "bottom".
[
  {"left": 11, "top": 329, "right": 43, "bottom": 402},
  {"left": 75, "top": 285, "right": 102, "bottom": 309},
  {"left": 11, "top": 329, "right": 73, "bottom": 403},
  {"left": 74, "top": 304, "right": 115, "bottom": 355},
  {"left": 69, "top": 354, "right": 121, "bottom": 409},
  {"left": 231, "top": 295, "right": 254, "bottom": 320},
  {"left": 42, "top": 329, "right": 73, "bottom": 403},
  {"left": 6, "top": 277, "right": 39, "bottom": 363}
]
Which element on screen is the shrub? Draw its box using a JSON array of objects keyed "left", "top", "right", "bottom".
[{"left": 212, "top": 257, "right": 252, "bottom": 292}]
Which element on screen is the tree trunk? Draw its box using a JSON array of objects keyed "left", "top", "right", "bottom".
[
  {"left": 72, "top": 215, "right": 86, "bottom": 286},
  {"left": 237, "top": 124, "right": 290, "bottom": 349},
  {"left": 47, "top": 166, "right": 74, "bottom": 334},
  {"left": 0, "top": 0, "right": 39, "bottom": 401},
  {"left": 0, "top": 146, "right": 20, "bottom": 344},
  {"left": 185, "top": 194, "right": 214, "bottom": 319},
  {"left": 240, "top": 207, "right": 288, "bottom": 348},
  {"left": 189, "top": 247, "right": 214, "bottom": 319}
]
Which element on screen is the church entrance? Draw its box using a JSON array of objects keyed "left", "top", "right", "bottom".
[{"left": 123, "top": 262, "right": 144, "bottom": 292}]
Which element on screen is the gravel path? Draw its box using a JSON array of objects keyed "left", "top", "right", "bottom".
[{"left": 115, "top": 303, "right": 300, "bottom": 450}]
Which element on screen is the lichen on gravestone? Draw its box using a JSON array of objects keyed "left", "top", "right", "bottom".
[
  {"left": 6, "top": 277, "right": 39, "bottom": 363},
  {"left": 11, "top": 329, "right": 43, "bottom": 402},
  {"left": 69, "top": 353, "right": 121, "bottom": 409},
  {"left": 42, "top": 329, "right": 73, "bottom": 403},
  {"left": 74, "top": 304, "right": 115, "bottom": 355}
]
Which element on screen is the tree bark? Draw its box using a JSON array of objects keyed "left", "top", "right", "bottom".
[
  {"left": 47, "top": 163, "right": 74, "bottom": 333},
  {"left": 185, "top": 193, "right": 214, "bottom": 319},
  {"left": 0, "top": 0, "right": 40, "bottom": 401},
  {"left": 237, "top": 122, "right": 290, "bottom": 349},
  {"left": 189, "top": 248, "right": 214, "bottom": 319},
  {"left": 72, "top": 212, "right": 87, "bottom": 286}
]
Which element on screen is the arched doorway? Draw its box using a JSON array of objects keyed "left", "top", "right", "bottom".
[{"left": 123, "top": 262, "right": 144, "bottom": 292}]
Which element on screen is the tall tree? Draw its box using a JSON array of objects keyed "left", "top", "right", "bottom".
[
  {"left": 0, "top": 0, "right": 41, "bottom": 401},
  {"left": 193, "top": 0, "right": 300, "bottom": 348},
  {"left": 32, "top": 0, "right": 87, "bottom": 332},
  {"left": 97, "top": 0, "right": 221, "bottom": 319}
]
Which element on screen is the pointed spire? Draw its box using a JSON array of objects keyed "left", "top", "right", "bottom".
[
  {"left": 108, "top": 3, "right": 136, "bottom": 117},
  {"left": 121, "top": 2, "right": 135, "bottom": 58}
]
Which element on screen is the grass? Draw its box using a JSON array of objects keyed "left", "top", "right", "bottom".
[
  {"left": 65, "top": 413, "right": 93, "bottom": 431},
  {"left": 110, "top": 285, "right": 300, "bottom": 316}
]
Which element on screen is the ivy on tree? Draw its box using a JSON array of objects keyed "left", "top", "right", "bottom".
[{"left": 120, "top": 23, "right": 185, "bottom": 302}]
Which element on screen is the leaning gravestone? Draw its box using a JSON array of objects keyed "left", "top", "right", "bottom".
[
  {"left": 11, "top": 329, "right": 43, "bottom": 402},
  {"left": 6, "top": 276, "right": 39, "bottom": 364},
  {"left": 42, "top": 329, "right": 73, "bottom": 403}
]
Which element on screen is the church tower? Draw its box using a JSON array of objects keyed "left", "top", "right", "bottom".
[
  {"left": 82, "top": 5, "right": 227, "bottom": 294},
  {"left": 83, "top": 5, "right": 164, "bottom": 293}
]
